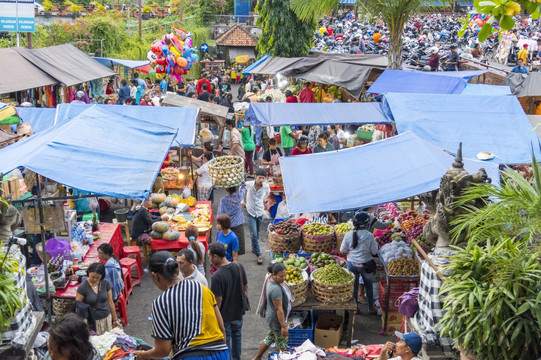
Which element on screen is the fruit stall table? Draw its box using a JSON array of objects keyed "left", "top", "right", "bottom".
[
  {"left": 41, "top": 223, "right": 124, "bottom": 299},
  {"left": 293, "top": 293, "right": 357, "bottom": 347},
  {"left": 150, "top": 201, "right": 213, "bottom": 253}
]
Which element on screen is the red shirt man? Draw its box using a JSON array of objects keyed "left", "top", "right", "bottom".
[
  {"left": 196, "top": 75, "right": 211, "bottom": 95},
  {"left": 298, "top": 83, "right": 315, "bottom": 103}
]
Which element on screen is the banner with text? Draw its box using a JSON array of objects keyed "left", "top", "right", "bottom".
[{"left": 0, "top": 0, "right": 35, "bottom": 32}]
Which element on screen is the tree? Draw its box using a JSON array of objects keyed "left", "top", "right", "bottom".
[
  {"left": 256, "top": 0, "right": 316, "bottom": 57},
  {"left": 290, "top": 0, "right": 443, "bottom": 69}
]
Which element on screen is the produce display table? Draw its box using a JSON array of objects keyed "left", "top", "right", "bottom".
[
  {"left": 42, "top": 223, "right": 123, "bottom": 299},
  {"left": 150, "top": 201, "right": 213, "bottom": 253},
  {"left": 293, "top": 293, "right": 357, "bottom": 347},
  {"left": 378, "top": 253, "right": 419, "bottom": 334}
]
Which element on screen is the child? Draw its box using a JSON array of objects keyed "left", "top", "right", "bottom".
[
  {"left": 210, "top": 214, "right": 239, "bottom": 274},
  {"left": 185, "top": 225, "right": 205, "bottom": 275}
]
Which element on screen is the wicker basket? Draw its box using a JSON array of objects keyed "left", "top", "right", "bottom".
[
  {"left": 268, "top": 230, "right": 302, "bottom": 254},
  {"left": 207, "top": 155, "right": 245, "bottom": 188},
  {"left": 302, "top": 225, "right": 335, "bottom": 254},
  {"left": 286, "top": 271, "right": 309, "bottom": 307},
  {"left": 310, "top": 268, "right": 355, "bottom": 304},
  {"left": 53, "top": 298, "right": 74, "bottom": 318},
  {"left": 335, "top": 231, "right": 347, "bottom": 252}
]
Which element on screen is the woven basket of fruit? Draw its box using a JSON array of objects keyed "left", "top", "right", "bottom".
[
  {"left": 307, "top": 252, "right": 347, "bottom": 273},
  {"left": 311, "top": 264, "right": 355, "bottom": 304},
  {"left": 334, "top": 223, "right": 353, "bottom": 252},
  {"left": 302, "top": 223, "right": 335, "bottom": 254},
  {"left": 207, "top": 155, "right": 245, "bottom": 188},
  {"left": 268, "top": 220, "right": 302, "bottom": 254},
  {"left": 285, "top": 267, "right": 309, "bottom": 307}
]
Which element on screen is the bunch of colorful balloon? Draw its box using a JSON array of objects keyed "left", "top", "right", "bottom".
[{"left": 147, "top": 25, "right": 199, "bottom": 83}]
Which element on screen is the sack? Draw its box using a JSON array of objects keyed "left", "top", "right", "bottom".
[
  {"left": 396, "top": 287, "right": 419, "bottom": 317},
  {"left": 363, "top": 259, "right": 377, "bottom": 274}
]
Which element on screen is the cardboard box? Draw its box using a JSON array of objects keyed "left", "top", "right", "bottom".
[
  {"left": 381, "top": 311, "right": 404, "bottom": 335},
  {"left": 314, "top": 313, "right": 343, "bottom": 349},
  {"left": 1, "top": 178, "right": 20, "bottom": 200}
]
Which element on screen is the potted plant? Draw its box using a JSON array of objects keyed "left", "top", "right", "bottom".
[
  {"left": 439, "top": 156, "right": 541, "bottom": 359},
  {"left": 438, "top": 239, "right": 541, "bottom": 360},
  {"left": 150, "top": 2, "right": 158, "bottom": 12},
  {"left": 0, "top": 253, "right": 25, "bottom": 332}
]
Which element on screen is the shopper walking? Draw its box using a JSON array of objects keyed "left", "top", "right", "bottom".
[
  {"left": 209, "top": 243, "right": 248, "bottom": 360},
  {"left": 242, "top": 124, "right": 256, "bottom": 177},
  {"left": 243, "top": 169, "right": 270, "bottom": 264},
  {"left": 340, "top": 212, "right": 379, "bottom": 314},
  {"left": 252, "top": 263, "right": 290, "bottom": 360},
  {"left": 217, "top": 182, "right": 247, "bottom": 255}
]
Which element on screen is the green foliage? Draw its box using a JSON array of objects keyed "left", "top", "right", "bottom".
[
  {"left": 43, "top": 0, "right": 53, "bottom": 11},
  {"left": 0, "top": 253, "right": 25, "bottom": 333},
  {"left": 469, "top": 0, "right": 540, "bottom": 41},
  {"left": 256, "top": 0, "right": 315, "bottom": 57},
  {"left": 184, "top": 0, "right": 232, "bottom": 24},
  {"left": 142, "top": 5, "right": 152, "bottom": 13},
  {"left": 450, "top": 155, "right": 541, "bottom": 246},
  {"left": 439, "top": 239, "right": 541, "bottom": 359}
]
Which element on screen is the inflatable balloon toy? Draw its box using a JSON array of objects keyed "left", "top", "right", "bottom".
[{"left": 475, "top": 18, "right": 484, "bottom": 26}]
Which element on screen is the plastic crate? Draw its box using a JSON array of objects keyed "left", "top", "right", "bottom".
[
  {"left": 288, "top": 310, "right": 314, "bottom": 348},
  {"left": 273, "top": 218, "right": 286, "bottom": 224},
  {"left": 379, "top": 281, "right": 417, "bottom": 311}
]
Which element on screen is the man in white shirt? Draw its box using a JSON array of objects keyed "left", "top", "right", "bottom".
[
  {"left": 242, "top": 169, "right": 270, "bottom": 264},
  {"left": 336, "top": 124, "right": 347, "bottom": 149},
  {"left": 378, "top": 332, "right": 423, "bottom": 360},
  {"left": 177, "top": 249, "right": 208, "bottom": 286}
]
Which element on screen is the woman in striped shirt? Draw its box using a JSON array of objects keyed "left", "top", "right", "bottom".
[{"left": 134, "top": 251, "right": 229, "bottom": 360}]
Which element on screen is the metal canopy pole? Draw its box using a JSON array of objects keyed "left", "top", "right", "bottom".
[{"left": 36, "top": 174, "right": 52, "bottom": 325}]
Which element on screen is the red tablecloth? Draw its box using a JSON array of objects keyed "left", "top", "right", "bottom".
[
  {"left": 48, "top": 223, "right": 123, "bottom": 299},
  {"left": 151, "top": 201, "right": 213, "bottom": 253}
]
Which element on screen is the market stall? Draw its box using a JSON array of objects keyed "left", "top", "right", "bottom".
[{"left": 149, "top": 200, "right": 213, "bottom": 254}]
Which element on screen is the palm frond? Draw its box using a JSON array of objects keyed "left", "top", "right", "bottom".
[{"left": 289, "top": 0, "right": 339, "bottom": 23}]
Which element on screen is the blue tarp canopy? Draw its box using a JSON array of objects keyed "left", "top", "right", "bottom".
[
  {"left": 384, "top": 93, "right": 541, "bottom": 164},
  {"left": 367, "top": 70, "right": 467, "bottom": 94},
  {"left": 92, "top": 57, "right": 150, "bottom": 69},
  {"left": 280, "top": 132, "right": 500, "bottom": 213},
  {"left": 0, "top": 107, "right": 177, "bottom": 199},
  {"left": 242, "top": 55, "right": 271, "bottom": 75},
  {"left": 339, "top": 0, "right": 356, "bottom": 4},
  {"left": 15, "top": 107, "right": 56, "bottom": 133},
  {"left": 462, "top": 84, "right": 512, "bottom": 95},
  {"left": 244, "top": 102, "right": 391, "bottom": 126},
  {"left": 401, "top": 68, "right": 487, "bottom": 79},
  {"left": 55, "top": 104, "right": 199, "bottom": 146}
]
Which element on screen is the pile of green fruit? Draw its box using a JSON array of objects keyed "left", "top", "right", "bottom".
[
  {"left": 303, "top": 223, "right": 333, "bottom": 236},
  {"left": 313, "top": 263, "right": 353, "bottom": 285},
  {"left": 310, "top": 252, "right": 345, "bottom": 269},
  {"left": 285, "top": 266, "right": 305, "bottom": 284},
  {"left": 276, "top": 255, "right": 308, "bottom": 270},
  {"left": 334, "top": 222, "right": 353, "bottom": 234}
]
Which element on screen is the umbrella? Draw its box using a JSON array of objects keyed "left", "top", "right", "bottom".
[{"left": 235, "top": 55, "right": 250, "bottom": 64}]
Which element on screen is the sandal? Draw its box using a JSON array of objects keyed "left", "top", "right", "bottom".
[{"left": 257, "top": 256, "right": 263, "bottom": 264}]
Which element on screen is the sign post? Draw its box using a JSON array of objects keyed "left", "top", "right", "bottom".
[{"left": 0, "top": 0, "right": 35, "bottom": 46}]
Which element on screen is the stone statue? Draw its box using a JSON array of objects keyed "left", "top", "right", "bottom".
[
  {"left": 423, "top": 143, "right": 491, "bottom": 249},
  {"left": 0, "top": 197, "right": 21, "bottom": 243}
]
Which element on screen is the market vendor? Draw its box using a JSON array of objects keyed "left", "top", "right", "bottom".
[
  {"left": 131, "top": 196, "right": 163, "bottom": 245},
  {"left": 97, "top": 243, "right": 124, "bottom": 301},
  {"left": 262, "top": 138, "right": 283, "bottom": 177},
  {"left": 197, "top": 152, "right": 214, "bottom": 201},
  {"left": 378, "top": 332, "right": 423, "bottom": 360}
]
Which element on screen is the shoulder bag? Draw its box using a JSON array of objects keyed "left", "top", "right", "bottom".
[{"left": 235, "top": 262, "right": 250, "bottom": 311}]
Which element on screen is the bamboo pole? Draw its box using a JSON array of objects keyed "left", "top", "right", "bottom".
[{"left": 412, "top": 239, "right": 445, "bottom": 282}]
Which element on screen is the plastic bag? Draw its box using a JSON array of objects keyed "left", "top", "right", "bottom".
[
  {"left": 396, "top": 287, "right": 420, "bottom": 317},
  {"left": 45, "top": 238, "right": 71, "bottom": 260}
]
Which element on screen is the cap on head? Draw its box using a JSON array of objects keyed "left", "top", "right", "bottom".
[
  {"left": 395, "top": 332, "right": 422, "bottom": 355},
  {"left": 76, "top": 91, "right": 85, "bottom": 100},
  {"left": 523, "top": 44, "right": 529, "bottom": 48}
]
